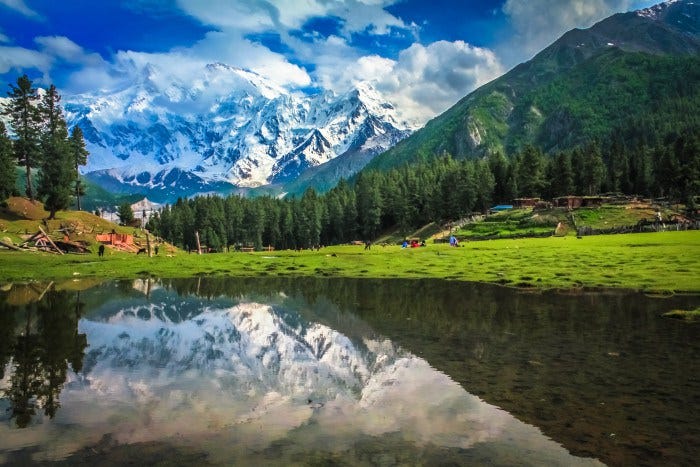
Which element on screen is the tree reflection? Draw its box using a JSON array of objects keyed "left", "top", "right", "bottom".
[{"left": 1, "top": 288, "right": 87, "bottom": 428}]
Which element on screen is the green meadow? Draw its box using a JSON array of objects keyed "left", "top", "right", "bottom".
[{"left": 1, "top": 230, "right": 698, "bottom": 293}]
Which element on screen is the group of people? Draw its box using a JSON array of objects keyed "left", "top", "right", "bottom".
[
  {"left": 449, "top": 235, "right": 459, "bottom": 247},
  {"left": 402, "top": 239, "right": 426, "bottom": 248}
]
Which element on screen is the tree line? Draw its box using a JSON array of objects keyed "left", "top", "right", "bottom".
[
  {"left": 147, "top": 132, "right": 699, "bottom": 251},
  {"left": 1, "top": 74, "right": 696, "bottom": 245},
  {"left": 0, "top": 75, "right": 89, "bottom": 218}
]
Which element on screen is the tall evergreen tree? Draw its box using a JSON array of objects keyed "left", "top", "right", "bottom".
[
  {"left": 607, "top": 135, "right": 630, "bottom": 193},
  {"left": 243, "top": 201, "right": 265, "bottom": 249},
  {"left": 548, "top": 151, "right": 575, "bottom": 197},
  {"left": 474, "top": 159, "right": 495, "bottom": 213},
  {"left": 300, "top": 188, "right": 323, "bottom": 248},
  {"left": 516, "top": 145, "right": 547, "bottom": 198},
  {"left": 579, "top": 144, "right": 606, "bottom": 195},
  {"left": 117, "top": 202, "right": 135, "bottom": 226},
  {"left": 672, "top": 134, "right": 700, "bottom": 204},
  {"left": 629, "top": 147, "right": 653, "bottom": 196},
  {"left": 487, "top": 151, "right": 511, "bottom": 203},
  {"left": 68, "top": 127, "right": 89, "bottom": 211},
  {"left": 355, "top": 172, "right": 382, "bottom": 241},
  {"left": 3, "top": 75, "right": 41, "bottom": 200},
  {"left": 0, "top": 122, "right": 16, "bottom": 201},
  {"left": 37, "top": 85, "right": 74, "bottom": 219}
]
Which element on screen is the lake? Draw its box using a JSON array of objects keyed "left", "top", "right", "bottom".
[{"left": 1, "top": 278, "right": 698, "bottom": 466}]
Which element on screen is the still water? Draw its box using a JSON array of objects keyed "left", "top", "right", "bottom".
[{"left": 0, "top": 278, "right": 698, "bottom": 466}]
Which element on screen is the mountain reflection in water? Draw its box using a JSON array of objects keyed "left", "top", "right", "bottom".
[{"left": 1, "top": 277, "right": 698, "bottom": 466}]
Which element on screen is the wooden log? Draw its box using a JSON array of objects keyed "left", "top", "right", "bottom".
[
  {"left": 38, "top": 226, "right": 64, "bottom": 255},
  {"left": 0, "top": 239, "right": 21, "bottom": 251},
  {"left": 20, "top": 230, "right": 43, "bottom": 247}
]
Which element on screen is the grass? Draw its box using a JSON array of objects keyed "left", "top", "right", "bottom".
[
  {"left": 662, "top": 308, "right": 700, "bottom": 322},
  {"left": 0, "top": 197, "right": 138, "bottom": 246},
  {"left": 573, "top": 204, "right": 666, "bottom": 229},
  {"left": 457, "top": 209, "right": 566, "bottom": 239},
  {"left": 1, "top": 231, "right": 698, "bottom": 293}
]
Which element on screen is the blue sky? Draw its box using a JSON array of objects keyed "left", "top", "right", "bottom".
[{"left": 0, "top": 0, "right": 659, "bottom": 123}]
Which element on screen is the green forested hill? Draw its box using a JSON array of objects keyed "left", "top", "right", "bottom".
[{"left": 365, "top": 1, "right": 700, "bottom": 172}]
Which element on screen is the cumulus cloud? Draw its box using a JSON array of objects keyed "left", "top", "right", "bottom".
[
  {"left": 170, "top": 1, "right": 502, "bottom": 123},
  {"left": 63, "top": 32, "right": 312, "bottom": 97},
  {"left": 374, "top": 41, "right": 504, "bottom": 125},
  {"left": 0, "top": 1, "right": 503, "bottom": 126},
  {"left": 501, "top": 0, "right": 643, "bottom": 63},
  {"left": 187, "top": 31, "right": 311, "bottom": 87}
]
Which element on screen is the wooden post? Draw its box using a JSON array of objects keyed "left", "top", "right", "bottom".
[
  {"left": 195, "top": 230, "right": 202, "bottom": 255},
  {"left": 38, "top": 226, "right": 64, "bottom": 255},
  {"left": 146, "top": 232, "right": 152, "bottom": 257}
]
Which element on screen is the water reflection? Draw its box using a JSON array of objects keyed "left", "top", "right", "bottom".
[
  {"left": 0, "top": 287, "right": 86, "bottom": 428},
  {"left": 1, "top": 278, "right": 698, "bottom": 466}
]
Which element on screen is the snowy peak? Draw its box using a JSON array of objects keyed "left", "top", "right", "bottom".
[
  {"left": 64, "top": 62, "right": 411, "bottom": 199},
  {"left": 635, "top": 0, "right": 699, "bottom": 34},
  {"left": 270, "top": 129, "right": 333, "bottom": 183},
  {"left": 637, "top": 0, "right": 681, "bottom": 20}
]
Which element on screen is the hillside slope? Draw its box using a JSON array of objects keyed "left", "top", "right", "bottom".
[{"left": 365, "top": 0, "right": 700, "bottom": 171}]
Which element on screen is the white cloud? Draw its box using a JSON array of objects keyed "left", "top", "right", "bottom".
[
  {"left": 501, "top": 0, "right": 643, "bottom": 63},
  {"left": 168, "top": 1, "right": 499, "bottom": 124},
  {"left": 187, "top": 31, "right": 311, "bottom": 87},
  {"left": 175, "top": 0, "right": 406, "bottom": 37},
  {"left": 35, "top": 36, "right": 104, "bottom": 66},
  {"left": 373, "top": 41, "right": 504, "bottom": 125},
  {"left": 0, "top": 45, "right": 50, "bottom": 75},
  {"left": 0, "top": 0, "right": 40, "bottom": 17}
]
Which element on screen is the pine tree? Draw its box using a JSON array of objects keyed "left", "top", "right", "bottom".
[
  {"left": 243, "top": 200, "right": 265, "bottom": 250},
  {"left": 355, "top": 172, "right": 382, "bottom": 241},
  {"left": 474, "top": 159, "right": 495, "bottom": 213},
  {"left": 300, "top": 188, "right": 322, "bottom": 248},
  {"left": 37, "top": 85, "right": 74, "bottom": 219},
  {"left": 487, "top": 151, "right": 511, "bottom": 203},
  {"left": 549, "top": 151, "right": 574, "bottom": 197},
  {"left": 0, "top": 122, "right": 16, "bottom": 201},
  {"left": 3, "top": 75, "right": 41, "bottom": 200},
  {"left": 68, "top": 127, "right": 89, "bottom": 211},
  {"left": 629, "top": 147, "right": 653, "bottom": 196},
  {"left": 673, "top": 133, "right": 700, "bottom": 205},
  {"left": 607, "top": 135, "right": 630, "bottom": 193},
  {"left": 117, "top": 202, "right": 134, "bottom": 226},
  {"left": 516, "top": 145, "right": 547, "bottom": 198},
  {"left": 580, "top": 143, "right": 606, "bottom": 196}
]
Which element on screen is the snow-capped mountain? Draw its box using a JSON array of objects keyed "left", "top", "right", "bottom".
[{"left": 62, "top": 62, "right": 413, "bottom": 201}]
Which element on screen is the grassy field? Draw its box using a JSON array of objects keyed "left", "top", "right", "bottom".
[
  {"left": 457, "top": 209, "right": 565, "bottom": 238},
  {"left": 1, "top": 231, "right": 698, "bottom": 293},
  {"left": 455, "top": 203, "right": 673, "bottom": 239}
]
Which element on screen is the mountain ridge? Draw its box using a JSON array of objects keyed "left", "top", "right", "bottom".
[{"left": 364, "top": 0, "right": 700, "bottom": 172}]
